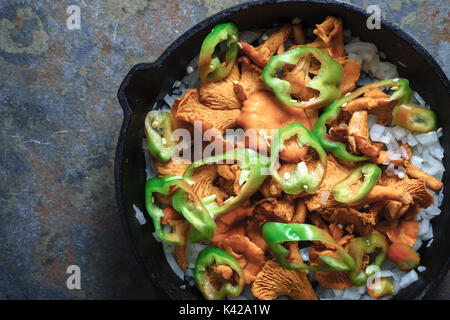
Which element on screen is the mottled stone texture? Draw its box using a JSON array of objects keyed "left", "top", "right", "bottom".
[{"left": 0, "top": 0, "right": 448, "bottom": 299}]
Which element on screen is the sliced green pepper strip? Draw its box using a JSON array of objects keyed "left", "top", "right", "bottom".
[
  {"left": 312, "top": 78, "right": 412, "bottom": 162},
  {"left": 347, "top": 232, "right": 389, "bottom": 286},
  {"left": 144, "top": 110, "right": 176, "bottom": 162},
  {"left": 199, "top": 22, "right": 239, "bottom": 83},
  {"left": 145, "top": 175, "right": 185, "bottom": 244},
  {"left": 263, "top": 222, "right": 356, "bottom": 272},
  {"left": 392, "top": 103, "right": 437, "bottom": 133},
  {"left": 332, "top": 163, "right": 381, "bottom": 205},
  {"left": 183, "top": 148, "right": 271, "bottom": 216},
  {"left": 270, "top": 122, "right": 327, "bottom": 194},
  {"left": 172, "top": 187, "right": 216, "bottom": 243},
  {"left": 194, "top": 247, "right": 245, "bottom": 300},
  {"left": 262, "top": 46, "right": 344, "bottom": 109},
  {"left": 145, "top": 175, "right": 215, "bottom": 244}
]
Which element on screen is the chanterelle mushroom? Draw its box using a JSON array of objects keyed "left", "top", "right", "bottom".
[
  {"left": 237, "top": 91, "right": 312, "bottom": 163},
  {"left": 381, "top": 174, "right": 434, "bottom": 209},
  {"left": 282, "top": 54, "right": 316, "bottom": 103},
  {"left": 329, "top": 207, "right": 376, "bottom": 236},
  {"left": 310, "top": 16, "right": 344, "bottom": 58},
  {"left": 258, "top": 163, "right": 298, "bottom": 198},
  {"left": 210, "top": 204, "right": 253, "bottom": 246},
  {"left": 239, "top": 24, "right": 292, "bottom": 68},
  {"left": 405, "top": 163, "right": 443, "bottom": 192},
  {"left": 154, "top": 159, "right": 189, "bottom": 177},
  {"left": 315, "top": 271, "right": 353, "bottom": 290},
  {"left": 253, "top": 196, "right": 295, "bottom": 225},
  {"left": 386, "top": 219, "right": 418, "bottom": 247},
  {"left": 339, "top": 58, "right": 362, "bottom": 95},
  {"left": 190, "top": 164, "right": 228, "bottom": 205},
  {"left": 305, "top": 155, "right": 415, "bottom": 212},
  {"left": 289, "top": 16, "right": 344, "bottom": 59},
  {"left": 199, "top": 64, "right": 242, "bottom": 110},
  {"left": 343, "top": 88, "right": 397, "bottom": 126},
  {"left": 245, "top": 218, "right": 268, "bottom": 252},
  {"left": 153, "top": 160, "right": 190, "bottom": 205},
  {"left": 222, "top": 234, "right": 265, "bottom": 284},
  {"left": 252, "top": 259, "right": 318, "bottom": 300},
  {"left": 348, "top": 110, "right": 383, "bottom": 158},
  {"left": 174, "top": 88, "right": 241, "bottom": 133},
  {"left": 234, "top": 57, "right": 268, "bottom": 101}
]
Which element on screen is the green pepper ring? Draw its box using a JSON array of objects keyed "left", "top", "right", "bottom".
[
  {"left": 144, "top": 110, "right": 176, "bottom": 162},
  {"left": 347, "top": 232, "right": 389, "bottom": 286},
  {"left": 145, "top": 175, "right": 216, "bottom": 244},
  {"left": 199, "top": 22, "right": 239, "bottom": 83},
  {"left": 182, "top": 148, "right": 271, "bottom": 217},
  {"left": 392, "top": 103, "right": 437, "bottom": 133},
  {"left": 262, "top": 46, "right": 344, "bottom": 109},
  {"left": 270, "top": 122, "right": 327, "bottom": 194},
  {"left": 194, "top": 247, "right": 245, "bottom": 300},
  {"left": 263, "top": 222, "right": 356, "bottom": 271},
  {"left": 312, "top": 78, "right": 413, "bottom": 162},
  {"left": 332, "top": 163, "right": 382, "bottom": 205}
]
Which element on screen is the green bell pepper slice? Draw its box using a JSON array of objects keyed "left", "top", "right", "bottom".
[
  {"left": 392, "top": 103, "right": 437, "bottom": 133},
  {"left": 368, "top": 277, "right": 395, "bottom": 299},
  {"left": 144, "top": 110, "right": 176, "bottom": 162},
  {"left": 194, "top": 247, "right": 245, "bottom": 300},
  {"left": 347, "top": 232, "right": 389, "bottom": 286},
  {"left": 270, "top": 122, "right": 327, "bottom": 194},
  {"left": 312, "top": 78, "right": 412, "bottom": 162},
  {"left": 199, "top": 22, "right": 239, "bottom": 83},
  {"left": 183, "top": 148, "right": 271, "bottom": 216},
  {"left": 145, "top": 175, "right": 215, "bottom": 244},
  {"left": 261, "top": 46, "right": 344, "bottom": 109},
  {"left": 263, "top": 222, "right": 356, "bottom": 272},
  {"left": 332, "top": 163, "right": 381, "bottom": 205},
  {"left": 387, "top": 243, "right": 420, "bottom": 271}
]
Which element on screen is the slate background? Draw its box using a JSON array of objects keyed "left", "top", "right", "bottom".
[{"left": 0, "top": 0, "right": 448, "bottom": 299}]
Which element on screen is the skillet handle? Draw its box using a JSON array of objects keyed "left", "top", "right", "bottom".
[{"left": 117, "top": 62, "right": 168, "bottom": 116}]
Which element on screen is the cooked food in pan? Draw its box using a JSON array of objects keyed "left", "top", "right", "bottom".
[{"left": 140, "top": 17, "right": 444, "bottom": 300}]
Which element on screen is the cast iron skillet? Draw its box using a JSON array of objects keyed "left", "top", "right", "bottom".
[{"left": 115, "top": 0, "right": 450, "bottom": 299}]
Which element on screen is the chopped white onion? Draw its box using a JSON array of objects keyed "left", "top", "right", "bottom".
[
  {"left": 399, "top": 146, "right": 409, "bottom": 160},
  {"left": 413, "top": 238, "right": 422, "bottom": 251},
  {"left": 369, "top": 124, "right": 386, "bottom": 141},
  {"left": 367, "top": 114, "right": 378, "bottom": 129},
  {"left": 407, "top": 133, "right": 418, "bottom": 146},
  {"left": 399, "top": 270, "right": 418, "bottom": 289},
  {"left": 411, "top": 155, "right": 423, "bottom": 168},
  {"left": 417, "top": 266, "right": 427, "bottom": 273},
  {"left": 429, "top": 142, "right": 444, "bottom": 160},
  {"left": 299, "top": 247, "right": 311, "bottom": 261},
  {"left": 162, "top": 242, "right": 185, "bottom": 280},
  {"left": 386, "top": 163, "right": 395, "bottom": 176},
  {"left": 416, "top": 131, "right": 438, "bottom": 145},
  {"left": 133, "top": 204, "right": 146, "bottom": 225},
  {"left": 392, "top": 126, "right": 408, "bottom": 140},
  {"left": 320, "top": 191, "right": 330, "bottom": 205}
]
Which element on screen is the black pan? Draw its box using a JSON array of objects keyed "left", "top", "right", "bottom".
[{"left": 115, "top": 0, "right": 450, "bottom": 300}]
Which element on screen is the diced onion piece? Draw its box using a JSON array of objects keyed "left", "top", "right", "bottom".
[{"left": 320, "top": 191, "right": 330, "bottom": 205}]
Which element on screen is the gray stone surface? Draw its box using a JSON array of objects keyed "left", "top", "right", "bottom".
[{"left": 0, "top": 0, "right": 448, "bottom": 299}]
